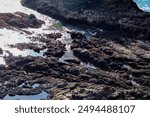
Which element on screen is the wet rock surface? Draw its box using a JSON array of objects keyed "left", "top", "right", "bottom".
[
  {"left": 0, "top": 12, "right": 43, "bottom": 29},
  {"left": 21, "top": 0, "right": 150, "bottom": 39},
  {"left": 1, "top": 29, "right": 150, "bottom": 100},
  {"left": 0, "top": 48, "right": 3, "bottom": 55},
  {"left": 0, "top": 0, "right": 150, "bottom": 100}
]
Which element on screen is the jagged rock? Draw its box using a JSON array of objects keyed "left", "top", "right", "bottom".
[
  {"left": 0, "top": 12, "right": 43, "bottom": 29},
  {"left": 21, "top": 0, "right": 150, "bottom": 38},
  {"left": 0, "top": 0, "right": 150, "bottom": 100},
  {"left": 70, "top": 32, "right": 86, "bottom": 39},
  {"left": 0, "top": 48, "right": 3, "bottom": 55}
]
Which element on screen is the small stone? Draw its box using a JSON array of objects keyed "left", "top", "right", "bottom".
[
  {"left": 110, "top": 62, "right": 120, "bottom": 70},
  {"left": 57, "top": 82, "right": 68, "bottom": 88},
  {"left": 28, "top": 14, "right": 36, "bottom": 20}
]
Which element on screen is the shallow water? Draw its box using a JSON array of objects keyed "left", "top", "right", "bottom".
[
  {"left": 59, "top": 44, "right": 77, "bottom": 64},
  {"left": 81, "top": 62, "right": 97, "bottom": 70},
  {"left": 32, "top": 84, "right": 40, "bottom": 88},
  {"left": 4, "top": 91, "right": 48, "bottom": 100},
  {"left": 0, "top": 29, "right": 44, "bottom": 64},
  {"left": 19, "top": 83, "right": 40, "bottom": 88}
]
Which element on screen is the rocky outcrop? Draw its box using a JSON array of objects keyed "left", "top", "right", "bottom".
[
  {"left": 0, "top": 48, "right": 3, "bottom": 55},
  {"left": 0, "top": 12, "right": 43, "bottom": 29},
  {"left": 0, "top": 0, "right": 150, "bottom": 100},
  {"left": 0, "top": 29, "right": 149, "bottom": 100},
  {"left": 21, "top": 0, "right": 150, "bottom": 39}
]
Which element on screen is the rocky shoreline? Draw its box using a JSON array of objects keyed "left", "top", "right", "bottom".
[
  {"left": 21, "top": 0, "right": 150, "bottom": 39},
  {"left": 0, "top": 0, "right": 150, "bottom": 100},
  {"left": 0, "top": 12, "right": 43, "bottom": 29}
]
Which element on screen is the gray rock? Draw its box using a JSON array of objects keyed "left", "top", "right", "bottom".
[{"left": 0, "top": 48, "right": 3, "bottom": 55}]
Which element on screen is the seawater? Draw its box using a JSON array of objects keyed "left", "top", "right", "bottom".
[
  {"left": 0, "top": 0, "right": 69, "bottom": 65},
  {"left": 134, "top": 0, "right": 150, "bottom": 12}
]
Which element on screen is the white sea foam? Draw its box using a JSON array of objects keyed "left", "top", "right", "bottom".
[
  {"left": 0, "top": 0, "right": 69, "bottom": 65},
  {"left": 134, "top": 0, "right": 150, "bottom": 12}
]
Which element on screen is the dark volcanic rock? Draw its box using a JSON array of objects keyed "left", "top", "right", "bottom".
[
  {"left": 23, "top": 61, "right": 49, "bottom": 73},
  {"left": 0, "top": 0, "right": 150, "bottom": 100},
  {"left": 46, "top": 33, "right": 62, "bottom": 39},
  {"left": 0, "top": 12, "right": 43, "bottom": 29},
  {"left": 10, "top": 43, "right": 42, "bottom": 53},
  {"left": 21, "top": 0, "right": 150, "bottom": 38},
  {"left": 70, "top": 32, "right": 86, "bottom": 39},
  {"left": 0, "top": 48, "right": 3, "bottom": 55},
  {"left": 44, "top": 40, "right": 66, "bottom": 58}
]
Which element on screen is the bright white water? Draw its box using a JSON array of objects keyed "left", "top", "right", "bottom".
[
  {"left": 0, "top": 0, "right": 149, "bottom": 66},
  {"left": 0, "top": 0, "right": 94, "bottom": 69},
  {"left": 0, "top": 0, "right": 70, "bottom": 65},
  {"left": 134, "top": 0, "right": 150, "bottom": 12}
]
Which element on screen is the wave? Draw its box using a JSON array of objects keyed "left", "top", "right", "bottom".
[{"left": 134, "top": 0, "right": 150, "bottom": 12}]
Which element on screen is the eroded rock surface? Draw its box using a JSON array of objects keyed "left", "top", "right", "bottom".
[
  {"left": 0, "top": 0, "right": 150, "bottom": 100},
  {"left": 0, "top": 12, "right": 43, "bottom": 29},
  {"left": 21, "top": 0, "right": 150, "bottom": 39},
  {"left": 0, "top": 29, "right": 149, "bottom": 100}
]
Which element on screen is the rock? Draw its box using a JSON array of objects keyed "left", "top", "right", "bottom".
[
  {"left": 28, "top": 14, "right": 36, "bottom": 20},
  {"left": 33, "top": 47, "right": 41, "bottom": 53},
  {"left": 110, "top": 62, "right": 120, "bottom": 70},
  {"left": 15, "top": 88, "right": 42, "bottom": 95},
  {"left": 141, "top": 54, "right": 150, "bottom": 62},
  {"left": 23, "top": 60, "right": 49, "bottom": 73},
  {"left": 4, "top": 81, "right": 17, "bottom": 88},
  {"left": 0, "top": 65, "right": 6, "bottom": 70},
  {"left": 22, "top": 84, "right": 32, "bottom": 89},
  {"left": 0, "top": 12, "right": 43, "bottom": 29},
  {"left": 73, "top": 49, "right": 91, "bottom": 61},
  {"left": 0, "top": 0, "right": 149, "bottom": 100},
  {"left": 64, "top": 59, "right": 80, "bottom": 65},
  {"left": 0, "top": 48, "right": 3, "bottom": 55},
  {"left": 10, "top": 43, "right": 42, "bottom": 53},
  {"left": 45, "top": 50, "right": 64, "bottom": 58},
  {"left": 108, "top": 91, "right": 125, "bottom": 100},
  {"left": 43, "top": 40, "right": 65, "bottom": 58},
  {"left": 7, "top": 18, "right": 26, "bottom": 28},
  {"left": 80, "top": 74, "right": 91, "bottom": 80},
  {"left": 8, "top": 92, "right": 16, "bottom": 96},
  {"left": 35, "top": 78, "right": 48, "bottom": 84},
  {"left": 67, "top": 67, "right": 80, "bottom": 76},
  {"left": 73, "top": 47, "right": 109, "bottom": 70},
  {"left": 21, "top": 0, "right": 150, "bottom": 38},
  {"left": 46, "top": 33, "right": 62, "bottom": 39},
  {"left": 57, "top": 82, "right": 68, "bottom": 88},
  {"left": 70, "top": 32, "right": 86, "bottom": 39},
  {"left": 16, "top": 79, "right": 25, "bottom": 86},
  {"left": 97, "top": 60, "right": 109, "bottom": 70}
]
